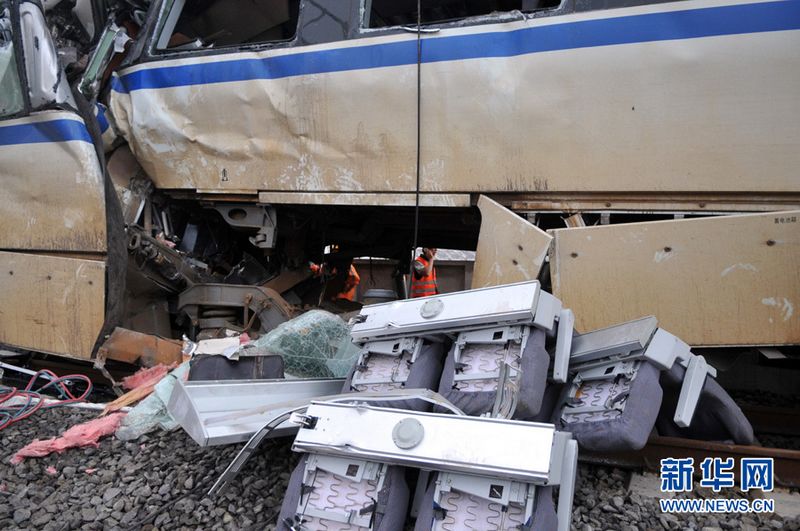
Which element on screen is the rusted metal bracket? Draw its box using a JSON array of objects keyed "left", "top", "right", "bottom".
[{"left": 178, "top": 284, "right": 294, "bottom": 336}]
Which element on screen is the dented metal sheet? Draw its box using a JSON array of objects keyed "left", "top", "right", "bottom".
[
  {"left": 109, "top": 32, "right": 419, "bottom": 194},
  {"left": 0, "top": 251, "right": 105, "bottom": 359},
  {"left": 549, "top": 211, "right": 800, "bottom": 346},
  {"left": 0, "top": 111, "right": 107, "bottom": 252},
  {"left": 472, "top": 195, "right": 551, "bottom": 289},
  {"left": 108, "top": 0, "right": 800, "bottom": 204}
]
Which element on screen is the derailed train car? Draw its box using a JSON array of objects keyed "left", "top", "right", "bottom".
[{"left": 0, "top": 0, "right": 798, "bottom": 360}]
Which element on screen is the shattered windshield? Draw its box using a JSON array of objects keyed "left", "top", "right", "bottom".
[{"left": 0, "top": 8, "right": 25, "bottom": 118}]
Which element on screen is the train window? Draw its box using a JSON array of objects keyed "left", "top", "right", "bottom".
[
  {"left": 0, "top": 14, "right": 24, "bottom": 118},
  {"left": 155, "top": 0, "right": 300, "bottom": 51},
  {"left": 364, "top": 0, "right": 560, "bottom": 28}
]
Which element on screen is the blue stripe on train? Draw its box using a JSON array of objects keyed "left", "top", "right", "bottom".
[
  {"left": 95, "top": 103, "right": 110, "bottom": 134},
  {"left": 113, "top": 0, "right": 800, "bottom": 93},
  {"left": 0, "top": 119, "right": 92, "bottom": 146}
]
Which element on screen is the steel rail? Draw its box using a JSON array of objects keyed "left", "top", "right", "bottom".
[{"left": 580, "top": 436, "right": 800, "bottom": 488}]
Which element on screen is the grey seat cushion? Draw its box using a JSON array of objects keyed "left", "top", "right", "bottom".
[
  {"left": 278, "top": 455, "right": 409, "bottom": 531},
  {"left": 655, "top": 363, "right": 754, "bottom": 445},
  {"left": 413, "top": 475, "right": 556, "bottom": 530},
  {"left": 437, "top": 327, "right": 549, "bottom": 419},
  {"left": 342, "top": 340, "right": 446, "bottom": 411},
  {"left": 555, "top": 360, "right": 663, "bottom": 452},
  {"left": 532, "top": 382, "right": 565, "bottom": 424}
]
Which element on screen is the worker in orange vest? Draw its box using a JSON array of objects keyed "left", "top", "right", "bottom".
[
  {"left": 310, "top": 262, "right": 360, "bottom": 301},
  {"left": 411, "top": 248, "right": 439, "bottom": 298},
  {"left": 337, "top": 264, "right": 360, "bottom": 302}
]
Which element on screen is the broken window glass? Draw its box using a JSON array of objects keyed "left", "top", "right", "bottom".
[
  {"left": 155, "top": 0, "right": 301, "bottom": 51},
  {"left": 0, "top": 10, "right": 24, "bottom": 118},
  {"left": 18, "top": 2, "right": 74, "bottom": 109},
  {"left": 365, "top": 0, "right": 561, "bottom": 28}
]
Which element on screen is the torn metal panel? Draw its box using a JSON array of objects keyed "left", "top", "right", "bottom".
[
  {"left": 97, "top": 327, "right": 183, "bottom": 366},
  {"left": 471, "top": 195, "right": 551, "bottom": 289},
  {"left": 0, "top": 251, "right": 105, "bottom": 359},
  {"left": 107, "top": 1, "right": 800, "bottom": 205},
  {"left": 107, "top": 144, "right": 151, "bottom": 225},
  {"left": 108, "top": 32, "right": 419, "bottom": 194},
  {"left": 0, "top": 111, "right": 107, "bottom": 252},
  {"left": 549, "top": 210, "right": 800, "bottom": 346}
]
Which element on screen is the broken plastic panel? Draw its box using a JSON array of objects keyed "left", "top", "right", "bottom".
[
  {"left": 79, "top": 21, "right": 130, "bottom": 99},
  {"left": 167, "top": 377, "right": 346, "bottom": 446},
  {"left": 19, "top": 2, "right": 74, "bottom": 109},
  {"left": 116, "top": 362, "right": 190, "bottom": 441}
]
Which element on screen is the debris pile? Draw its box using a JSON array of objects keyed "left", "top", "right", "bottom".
[
  {"left": 1, "top": 409, "right": 795, "bottom": 530},
  {"left": 0, "top": 281, "right": 796, "bottom": 530}
]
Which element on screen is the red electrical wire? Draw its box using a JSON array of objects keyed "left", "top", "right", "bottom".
[{"left": 0, "top": 370, "right": 93, "bottom": 431}]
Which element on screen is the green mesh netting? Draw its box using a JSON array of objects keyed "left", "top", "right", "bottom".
[{"left": 246, "top": 309, "right": 360, "bottom": 378}]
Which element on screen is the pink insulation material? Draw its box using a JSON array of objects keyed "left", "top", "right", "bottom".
[
  {"left": 121, "top": 363, "right": 176, "bottom": 391},
  {"left": 10, "top": 412, "right": 126, "bottom": 464}
]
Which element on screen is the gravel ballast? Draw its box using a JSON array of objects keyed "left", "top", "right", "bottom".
[{"left": 1, "top": 408, "right": 798, "bottom": 530}]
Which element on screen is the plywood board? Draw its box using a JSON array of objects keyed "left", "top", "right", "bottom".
[
  {"left": 0, "top": 252, "right": 106, "bottom": 358},
  {"left": 472, "top": 195, "right": 552, "bottom": 289},
  {"left": 549, "top": 211, "right": 800, "bottom": 346}
]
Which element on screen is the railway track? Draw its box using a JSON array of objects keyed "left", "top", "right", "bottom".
[{"left": 581, "top": 405, "right": 800, "bottom": 488}]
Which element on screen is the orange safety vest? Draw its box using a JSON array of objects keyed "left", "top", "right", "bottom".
[
  {"left": 411, "top": 256, "right": 438, "bottom": 298},
  {"left": 335, "top": 265, "right": 360, "bottom": 301}
]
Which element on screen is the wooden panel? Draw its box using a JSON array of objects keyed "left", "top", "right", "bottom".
[
  {"left": 0, "top": 252, "right": 106, "bottom": 358},
  {"left": 549, "top": 211, "right": 800, "bottom": 346},
  {"left": 472, "top": 195, "right": 552, "bottom": 289}
]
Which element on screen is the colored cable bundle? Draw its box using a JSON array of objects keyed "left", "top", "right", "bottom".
[{"left": 0, "top": 369, "right": 93, "bottom": 431}]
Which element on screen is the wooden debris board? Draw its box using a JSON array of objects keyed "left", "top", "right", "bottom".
[
  {"left": 0, "top": 251, "right": 105, "bottom": 358},
  {"left": 549, "top": 211, "right": 800, "bottom": 347},
  {"left": 472, "top": 195, "right": 552, "bottom": 289}
]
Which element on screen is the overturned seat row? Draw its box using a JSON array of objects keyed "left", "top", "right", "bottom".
[
  {"left": 168, "top": 280, "right": 753, "bottom": 531},
  {"left": 280, "top": 281, "right": 576, "bottom": 531}
]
